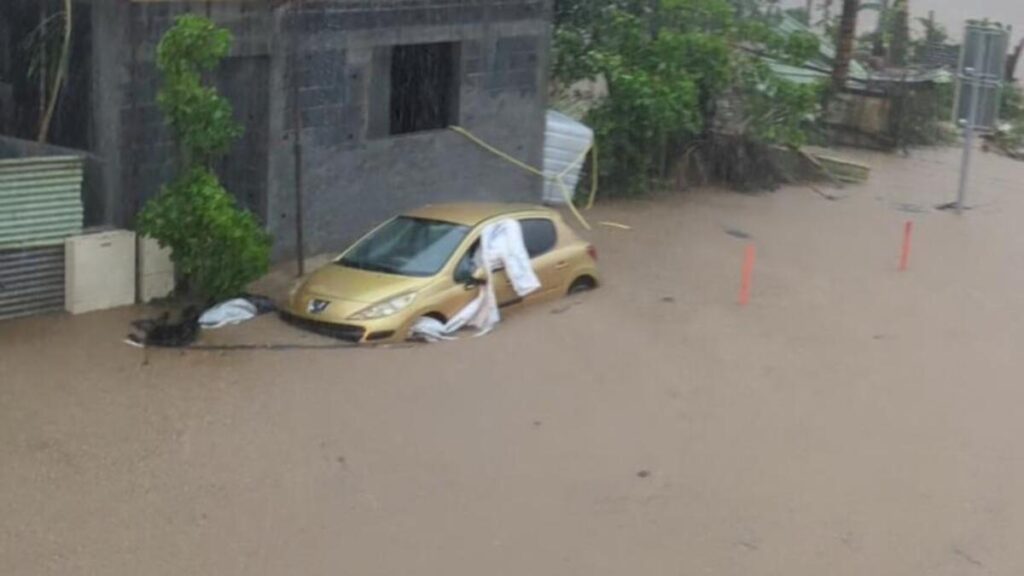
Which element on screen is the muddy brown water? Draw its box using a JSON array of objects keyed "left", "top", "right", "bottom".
[{"left": 3, "top": 146, "right": 1024, "bottom": 575}]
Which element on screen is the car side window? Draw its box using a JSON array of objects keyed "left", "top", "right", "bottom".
[
  {"left": 453, "top": 240, "right": 480, "bottom": 283},
  {"left": 520, "top": 218, "right": 557, "bottom": 258}
]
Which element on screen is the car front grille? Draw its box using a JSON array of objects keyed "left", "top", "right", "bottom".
[{"left": 280, "top": 312, "right": 367, "bottom": 343}]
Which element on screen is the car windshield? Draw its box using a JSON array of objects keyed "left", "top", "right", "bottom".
[{"left": 339, "top": 217, "right": 470, "bottom": 277}]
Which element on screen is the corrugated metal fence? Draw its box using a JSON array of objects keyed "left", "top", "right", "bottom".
[{"left": 0, "top": 155, "right": 85, "bottom": 320}]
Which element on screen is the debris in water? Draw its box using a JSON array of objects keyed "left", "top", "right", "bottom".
[
  {"left": 936, "top": 201, "right": 973, "bottom": 212},
  {"left": 895, "top": 203, "right": 928, "bottom": 214},
  {"left": 126, "top": 307, "right": 201, "bottom": 348}
]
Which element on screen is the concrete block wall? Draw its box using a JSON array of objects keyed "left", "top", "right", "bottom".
[
  {"left": 106, "top": 0, "right": 553, "bottom": 262},
  {"left": 117, "top": 1, "right": 273, "bottom": 221},
  {"left": 269, "top": 0, "right": 553, "bottom": 260}
]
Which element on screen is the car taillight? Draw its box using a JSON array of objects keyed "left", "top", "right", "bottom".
[{"left": 587, "top": 245, "right": 598, "bottom": 261}]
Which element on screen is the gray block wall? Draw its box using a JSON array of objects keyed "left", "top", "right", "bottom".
[
  {"left": 116, "top": 1, "right": 272, "bottom": 222},
  {"left": 105, "top": 0, "right": 552, "bottom": 263}
]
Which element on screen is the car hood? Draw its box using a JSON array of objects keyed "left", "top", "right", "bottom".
[{"left": 298, "top": 263, "right": 434, "bottom": 304}]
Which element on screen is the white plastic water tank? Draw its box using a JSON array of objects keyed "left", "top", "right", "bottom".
[
  {"left": 542, "top": 110, "right": 594, "bottom": 205},
  {"left": 65, "top": 229, "right": 136, "bottom": 314},
  {"left": 137, "top": 235, "right": 175, "bottom": 303}
]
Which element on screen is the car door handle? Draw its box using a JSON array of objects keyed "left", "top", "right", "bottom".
[{"left": 555, "top": 261, "right": 569, "bottom": 270}]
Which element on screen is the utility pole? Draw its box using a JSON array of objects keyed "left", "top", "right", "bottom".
[
  {"left": 832, "top": 0, "right": 860, "bottom": 92},
  {"left": 288, "top": 0, "right": 306, "bottom": 276}
]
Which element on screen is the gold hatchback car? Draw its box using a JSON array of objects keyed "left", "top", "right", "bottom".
[{"left": 284, "top": 203, "right": 600, "bottom": 343}]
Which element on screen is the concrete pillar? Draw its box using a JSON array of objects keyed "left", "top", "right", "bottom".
[{"left": 89, "top": 0, "right": 129, "bottom": 227}]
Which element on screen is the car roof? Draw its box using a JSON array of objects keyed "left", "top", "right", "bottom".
[{"left": 403, "top": 202, "right": 553, "bottom": 227}]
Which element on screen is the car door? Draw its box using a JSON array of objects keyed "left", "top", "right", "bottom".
[
  {"left": 452, "top": 239, "right": 520, "bottom": 306},
  {"left": 518, "top": 217, "right": 564, "bottom": 301}
]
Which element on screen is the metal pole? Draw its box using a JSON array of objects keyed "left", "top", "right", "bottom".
[
  {"left": 956, "top": 34, "right": 988, "bottom": 214},
  {"left": 290, "top": 0, "right": 306, "bottom": 275}
]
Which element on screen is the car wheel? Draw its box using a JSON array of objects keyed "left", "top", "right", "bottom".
[{"left": 568, "top": 276, "right": 598, "bottom": 295}]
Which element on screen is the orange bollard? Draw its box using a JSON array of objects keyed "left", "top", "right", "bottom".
[
  {"left": 899, "top": 221, "right": 914, "bottom": 272},
  {"left": 739, "top": 244, "right": 756, "bottom": 306}
]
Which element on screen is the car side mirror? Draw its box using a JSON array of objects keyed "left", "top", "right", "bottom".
[{"left": 457, "top": 266, "right": 486, "bottom": 287}]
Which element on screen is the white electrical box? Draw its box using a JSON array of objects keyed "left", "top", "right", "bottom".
[
  {"left": 137, "top": 235, "right": 175, "bottom": 303},
  {"left": 65, "top": 230, "right": 136, "bottom": 315}
]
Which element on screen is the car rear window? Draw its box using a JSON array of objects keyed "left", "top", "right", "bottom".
[{"left": 520, "top": 218, "right": 557, "bottom": 258}]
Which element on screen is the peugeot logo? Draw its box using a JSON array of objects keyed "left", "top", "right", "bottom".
[{"left": 308, "top": 299, "right": 330, "bottom": 314}]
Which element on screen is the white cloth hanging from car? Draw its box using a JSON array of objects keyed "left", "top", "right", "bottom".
[
  {"left": 410, "top": 218, "right": 541, "bottom": 342},
  {"left": 479, "top": 217, "right": 542, "bottom": 297}
]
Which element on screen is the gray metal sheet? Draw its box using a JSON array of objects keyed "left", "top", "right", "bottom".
[
  {"left": 0, "top": 246, "right": 65, "bottom": 320},
  {"left": 0, "top": 156, "right": 85, "bottom": 248}
]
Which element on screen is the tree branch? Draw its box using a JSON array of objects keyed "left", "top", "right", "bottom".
[{"left": 37, "top": 0, "right": 72, "bottom": 143}]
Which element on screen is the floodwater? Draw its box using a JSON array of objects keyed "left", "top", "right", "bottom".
[{"left": 3, "top": 145, "right": 1024, "bottom": 575}]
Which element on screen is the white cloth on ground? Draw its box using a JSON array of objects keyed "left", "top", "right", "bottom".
[
  {"left": 410, "top": 218, "right": 541, "bottom": 342},
  {"left": 199, "top": 298, "right": 258, "bottom": 329}
]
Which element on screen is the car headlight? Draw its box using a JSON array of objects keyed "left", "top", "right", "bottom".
[{"left": 348, "top": 292, "right": 418, "bottom": 321}]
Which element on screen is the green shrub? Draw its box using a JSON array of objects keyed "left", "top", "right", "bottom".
[
  {"left": 138, "top": 168, "right": 270, "bottom": 302},
  {"left": 137, "top": 15, "right": 270, "bottom": 302}
]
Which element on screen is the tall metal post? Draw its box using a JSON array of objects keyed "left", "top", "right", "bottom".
[
  {"left": 956, "top": 37, "right": 988, "bottom": 214},
  {"left": 290, "top": 0, "right": 306, "bottom": 275}
]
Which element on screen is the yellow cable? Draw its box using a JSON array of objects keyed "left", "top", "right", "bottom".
[
  {"left": 555, "top": 176, "right": 591, "bottom": 231},
  {"left": 449, "top": 126, "right": 545, "bottom": 177},
  {"left": 587, "top": 140, "right": 599, "bottom": 211},
  {"left": 450, "top": 125, "right": 593, "bottom": 231}
]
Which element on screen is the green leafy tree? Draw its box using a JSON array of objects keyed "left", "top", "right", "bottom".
[
  {"left": 554, "top": 0, "right": 822, "bottom": 194},
  {"left": 888, "top": 0, "right": 910, "bottom": 66},
  {"left": 993, "top": 84, "right": 1024, "bottom": 154},
  {"left": 137, "top": 15, "right": 270, "bottom": 302}
]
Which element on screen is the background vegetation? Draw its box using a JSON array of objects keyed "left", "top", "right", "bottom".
[{"left": 553, "top": 0, "right": 824, "bottom": 195}]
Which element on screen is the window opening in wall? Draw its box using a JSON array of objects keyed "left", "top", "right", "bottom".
[{"left": 389, "top": 42, "right": 459, "bottom": 135}]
